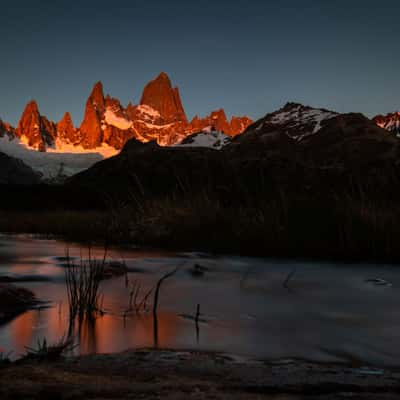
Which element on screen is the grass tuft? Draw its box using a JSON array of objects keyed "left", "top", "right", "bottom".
[
  {"left": 22, "top": 336, "right": 75, "bottom": 362},
  {"left": 65, "top": 250, "right": 106, "bottom": 320}
]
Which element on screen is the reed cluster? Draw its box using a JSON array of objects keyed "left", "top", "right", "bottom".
[{"left": 65, "top": 250, "right": 106, "bottom": 319}]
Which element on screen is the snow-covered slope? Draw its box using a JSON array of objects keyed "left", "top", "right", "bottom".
[
  {"left": 255, "top": 102, "right": 338, "bottom": 141},
  {"left": 103, "top": 107, "right": 133, "bottom": 130},
  {"left": 0, "top": 135, "right": 117, "bottom": 181},
  {"left": 176, "top": 128, "right": 231, "bottom": 150},
  {"left": 0, "top": 124, "right": 233, "bottom": 182}
]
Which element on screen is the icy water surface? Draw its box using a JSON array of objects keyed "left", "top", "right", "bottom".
[{"left": 1, "top": 234, "right": 400, "bottom": 366}]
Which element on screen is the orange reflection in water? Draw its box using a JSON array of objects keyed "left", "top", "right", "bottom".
[
  {"left": 10, "top": 306, "right": 68, "bottom": 353},
  {"left": 11, "top": 311, "right": 37, "bottom": 351},
  {"left": 9, "top": 305, "right": 183, "bottom": 355},
  {"left": 74, "top": 312, "right": 181, "bottom": 354}
]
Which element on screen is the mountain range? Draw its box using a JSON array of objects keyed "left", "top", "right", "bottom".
[
  {"left": 69, "top": 101, "right": 400, "bottom": 197},
  {"left": 2, "top": 86, "right": 400, "bottom": 261},
  {"left": 0, "top": 72, "right": 252, "bottom": 152},
  {"left": 1, "top": 72, "right": 400, "bottom": 185}
]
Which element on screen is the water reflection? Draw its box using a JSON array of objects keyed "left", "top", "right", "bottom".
[
  {"left": 2, "top": 235, "right": 400, "bottom": 367},
  {"left": 6, "top": 305, "right": 186, "bottom": 357},
  {"left": 75, "top": 317, "right": 97, "bottom": 354}
]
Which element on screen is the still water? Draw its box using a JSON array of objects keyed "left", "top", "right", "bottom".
[{"left": 1, "top": 234, "right": 400, "bottom": 366}]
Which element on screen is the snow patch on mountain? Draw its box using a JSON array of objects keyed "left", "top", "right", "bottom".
[
  {"left": 104, "top": 108, "right": 133, "bottom": 130},
  {"left": 176, "top": 129, "right": 231, "bottom": 150},
  {"left": 139, "top": 121, "right": 175, "bottom": 130},
  {"left": 136, "top": 105, "right": 161, "bottom": 120},
  {"left": 258, "top": 103, "right": 338, "bottom": 141},
  {"left": 48, "top": 140, "right": 118, "bottom": 158}
]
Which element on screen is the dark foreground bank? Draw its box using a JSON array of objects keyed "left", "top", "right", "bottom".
[
  {"left": 0, "top": 283, "right": 37, "bottom": 325},
  {"left": 1, "top": 181, "right": 400, "bottom": 263},
  {"left": 1, "top": 349, "right": 400, "bottom": 399}
]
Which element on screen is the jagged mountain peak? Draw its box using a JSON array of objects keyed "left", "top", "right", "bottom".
[
  {"left": 25, "top": 99, "right": 40, "bottom": 110},
  {"left": 0, "top": 118, "right": 15, "bottom": 139},
  {"left": 91, "top": 81, "right": 104, "bottom": 94},
  {"left": 1, "top": 73, "right": 253, "bottom": 154},
  {"left": 57, "top": 111, "right": 79, "bottom": 145},
  {"left": 210, "top": 108, "right": 228, "bottom": 118},
  {"left": 155, "top": 71, "right": 171, "bottom": 82},
  {"left": 19, "top": 100, "right": 41, "bottom": 122},
  {"left": 15, "top": 100, "right": 56, "bottom": 151},
  {"left": 279, "top": 101, "right": 335, "bottom": 114},
  {"left": 88, "top": 81, "right": 105, "bottom": 109},
  {"left": 281, "top": 101, "right": 305, "bottom": 110},
  {"left": 140, "top": 72, "right": 187, "bottom": 124},
  {"left": 59, "top": 111, "right": 73, "bottom": 124},
  {"left": 255, "top": 102, "right": 339, "bottom": 141},
  {"left": 141, "top": 72, "right": 173, "bottom": 93}
]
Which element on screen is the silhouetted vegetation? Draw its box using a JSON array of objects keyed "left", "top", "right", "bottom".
[
  {"left": 121, "top": 171, "right": 400, "bottom": 262},
  {"left": 1, "top": 160, "right": 400, "bottom": 263},
  {"left": 65, "top": 250, "right": 106, "bottom": 320},
  {"left": 0, "top": 283, "right": 37, "bottom": 325},
  {"left": 22, "top": 337, "right": 75, "bottom": 362}
]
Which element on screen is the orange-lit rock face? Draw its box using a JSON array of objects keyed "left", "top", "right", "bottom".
[
  {"left": 57, "top": 112, "right": 80, "bottom": 144},
  {"left": 15, "top": 100, "right": 57, "bottom": 151},
  {"left": 230, "top": 116, "right": 253, "bottom": 136},
  {"left": 79, "top": 82, "right": 105, "bottom": 149},
  {"left": 187, "top": 111, "right": 252, "bottom": 137},
  {"left": 373, "top": 112, "right": 400, "bottom": 136},
  {"left": 0, "top": 118, "right": 15, "bottom": 138},
  {"left": 8, "top": 73, "right": 253, "bottom": 152},
  {"left": 188, "top": 109, "right": 230, "bottom": 134},
  {"left": 102, "top": 96, "right": 135, "bottom": 149},
  {"left": 140, "top": 72, "right": 188, "bottom": 124}
]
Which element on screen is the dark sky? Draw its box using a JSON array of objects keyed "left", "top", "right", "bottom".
[{"left": 1, "top": 0, "right": 399, "bottom": 126}]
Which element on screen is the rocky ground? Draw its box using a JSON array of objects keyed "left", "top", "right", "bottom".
[{"left": 1, "top": 349, "right": 400, "bottom": 399}]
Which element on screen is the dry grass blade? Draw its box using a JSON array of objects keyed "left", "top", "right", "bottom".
[
  {"left": 153, "top": 267, "right": 179, "bottom": 318},
  {"left": 124, "top": 279, "right": 155, "bottom": 315}
]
